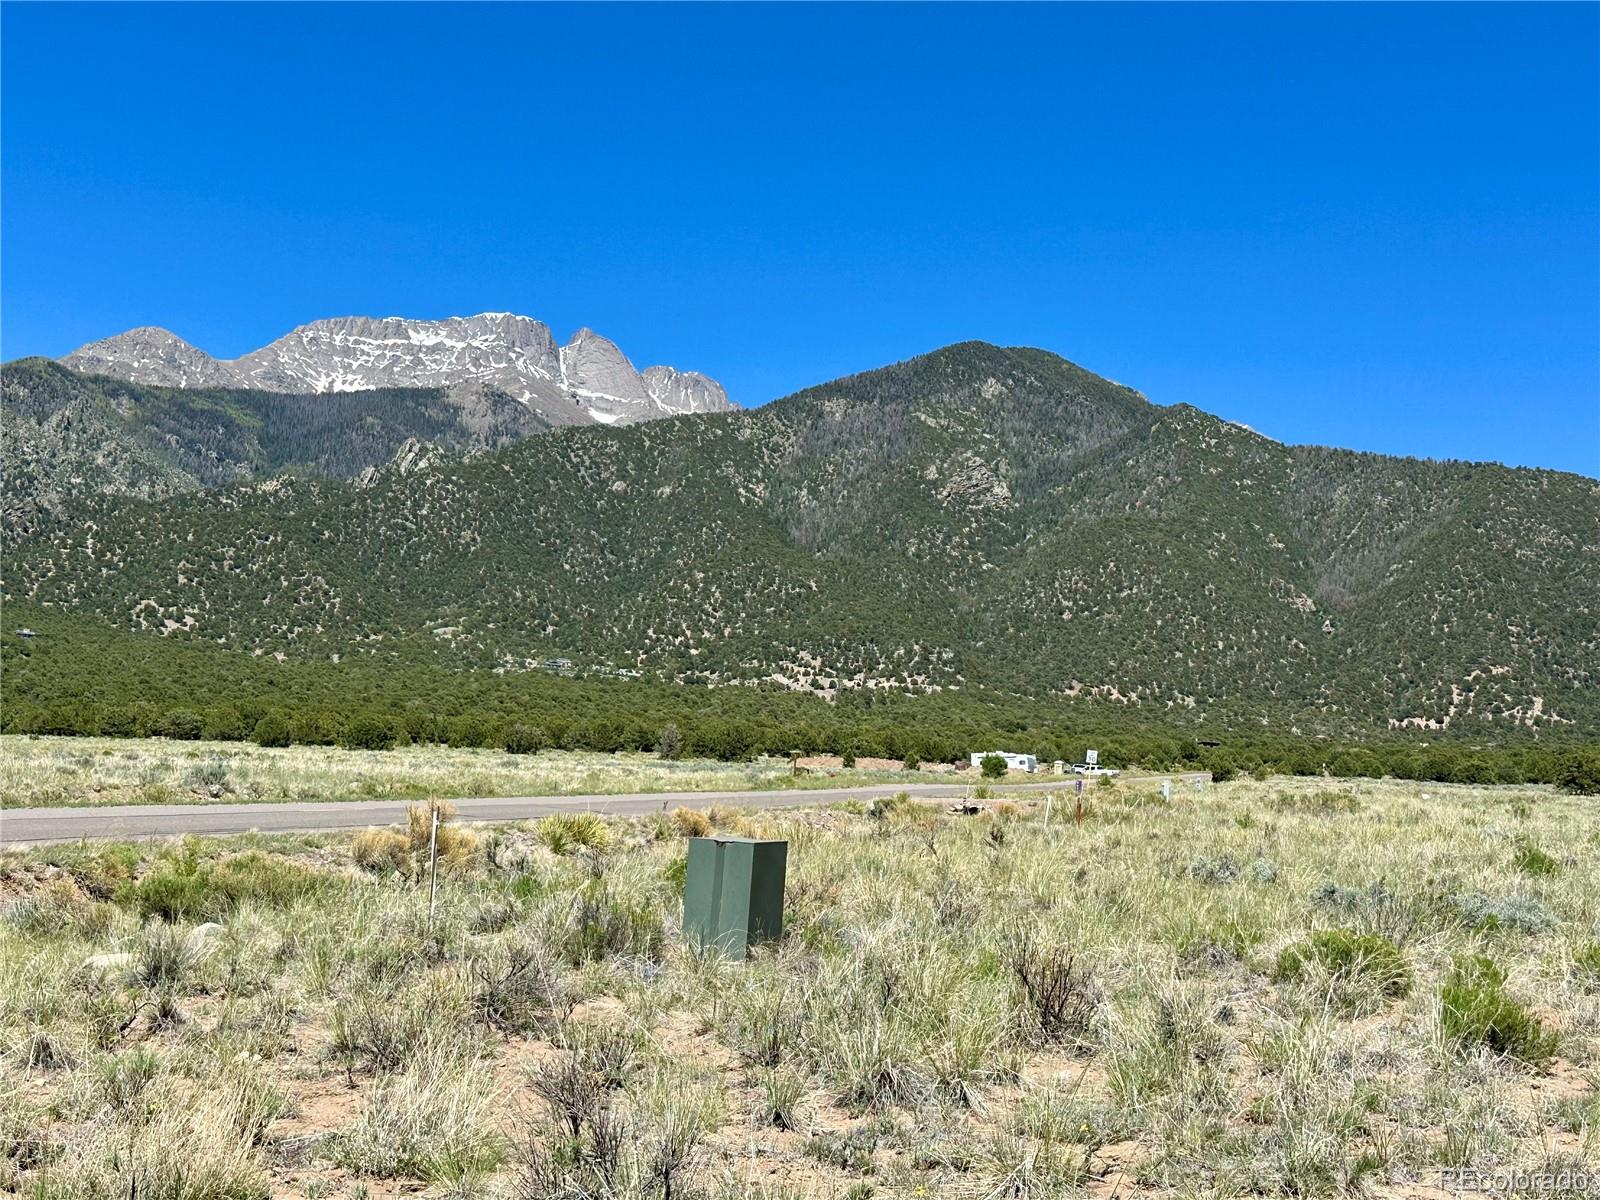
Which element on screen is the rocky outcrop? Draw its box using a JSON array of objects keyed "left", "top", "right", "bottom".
[{"left": 642, "top": 365, "right": 731, "bottom": 416}]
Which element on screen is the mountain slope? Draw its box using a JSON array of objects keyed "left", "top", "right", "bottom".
[
  {"left": 0, "top": 358, "right": 552, "bottom": 542},
  {"left": 7, "top": 342, "right": 1596, "bottom": 734},
  {"left": 60, "top": 312, "right": 734, "bottom": 426}
]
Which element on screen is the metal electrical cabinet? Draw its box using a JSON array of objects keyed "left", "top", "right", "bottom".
[{"left": 682, "top": 836, "right": 787, "bottom": 958}]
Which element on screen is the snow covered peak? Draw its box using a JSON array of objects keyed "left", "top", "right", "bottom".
[{"left": 60, "top": 313, "right": 736, "bottom": 425}]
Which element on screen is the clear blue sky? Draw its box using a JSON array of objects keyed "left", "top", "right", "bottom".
[{"left": 3, "top": 3, "right": 1596, "bottom": 475}]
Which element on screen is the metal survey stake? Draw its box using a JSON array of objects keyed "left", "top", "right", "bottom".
[{"left": 427, "top": 806, "right": 440, "bottom": 927}]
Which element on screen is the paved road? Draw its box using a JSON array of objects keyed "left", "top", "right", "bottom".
[{"left": 1, "top": 776, "right": 1213, "bottom": 846}]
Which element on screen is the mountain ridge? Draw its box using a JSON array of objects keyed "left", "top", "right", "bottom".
[
  {"left": 8, "top": 339, "right": 1595, "bottom": 736},
  {"left": 60, "top": 311, "right": 734, "bottom": 426}
]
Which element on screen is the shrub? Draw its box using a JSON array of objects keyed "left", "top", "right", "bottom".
[
  {"left": 157, "top": 709, "right": 203, "bottom": 741},
  {"left": 444, "top": 713, "right": 496, "bottom": 748},
  {"left": 1328, "top": 749, "right": 1384, "bottom": 779},
  {"left": 657, "top": 723, "right": 684, "bottom": 761},
  {"left": 903, "top": 751, "right": 922, "bottom": 771},
  {"left": 122, "top": 871, "right": 214, "bottom": 925},
  {"left": 1006, "top": 931, "right": 1099, "bottom": 1046},
  {"left": 1187, "top": 854, "right": 1241, "bottom": 884},
  {"left": 251, "top": 713, "right": 293, "bottom": 748},
  {"left": 97, "top": 703, "right": 151, "bottom": 738},
  {"left": 1554, "top": 749, "right": 1600, "bottom": 796},
  {"left": 1274, "top": 929, "right": 1411, "bottom": 998},
  {"left": 6, "top": 877, "right": 112, "bottom": 938},
  {"left": 841, "top": 748, "right": 857, "bottom": 768},
  {"left": 516, "top": 1035, "right": 642, "bottom": 1196},
  {"left": 670, "top": 808, "right": 713, "bottom": 838},
  {"left": 1439, "top": 954, "right": 1557, "bottom": 1066},
  {"left": 1447, "top": 891, "right": 1559, "bottom": 935},
  {"left": 563, "top": 885, "right": 665, "bottom": 964},
  {"left": 184, "top": 757, "right": 232, "bottom": 796},
  {"left": 290, "top": 711, "right": 340, "bottom": 745},
  {"left": 352, "top": 827, "right": 412, "bottom": 875},
  {"left": 470, "top": 942, "right": 570, "bottom": 1035},
  {"left": 331, "top": 973, "right": 468, "bottom": 1071},
  {"left": 867, "top": 791, "right": 913, "bottom": 820},
  {"left": 201, "top": 705, "right": 250, "bottom": 742},
  {"left": 341, "top": 712, "right": 401, "bottom": 751},
  {"left": 1174, "top": 917, "right": 1262, "bottom": 965},
  {"left": 981, "top": 754, "right": 1007, "bottom": 780},
  {"left": 1448, "top": 756, "right": 1498, "bottom": 786},
  {"left": 504, "top": 724, "right": 543, "bottom": 755}
]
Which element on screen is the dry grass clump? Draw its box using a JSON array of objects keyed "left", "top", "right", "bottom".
[
  {"left": 407, "top": 798, "right": 482, "bottom": 867},
  {"left": 536, "top": 810, "right": 613, "bottom": 855},
  {"left": 705, "top": 804, "right": 762, "bottom": 837},
  {"left": 27, "top": 1083, "right": 271, "bottom": 1200},
  {"left": 670, "top": 807, "right": 713, "bottom": 837},
  {"left": 330, "top": 1047, "right": 506, "bottom": 1184},
  {"left": 351, "top": 800, "right": 482, "bottom": 874},
  {"left": 4, "top": 876, "right": 112, "bottom": 938},
  {"left": 351, "top": 826, "right": 411, "bottom": 874}
]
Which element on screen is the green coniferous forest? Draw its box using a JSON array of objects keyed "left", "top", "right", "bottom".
[{"left": 4, "top": 342, "right": 1596, "bottom": 788}]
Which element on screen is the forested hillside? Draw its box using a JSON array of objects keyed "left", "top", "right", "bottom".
[
  {"left": 5, "top": 342, "right": 1597, "bottom": 736},
  {"left": 0, "top": 358, "right": 550, "bottom": 543}
]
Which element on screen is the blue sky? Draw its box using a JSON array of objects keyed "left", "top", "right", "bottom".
[{"left": 3, "top": 3, "right": 1596, "bottom": 475}]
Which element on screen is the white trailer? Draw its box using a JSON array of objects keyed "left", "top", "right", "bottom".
[{"left": 969, "top": 751, "right": 1038, "bottom": 773}]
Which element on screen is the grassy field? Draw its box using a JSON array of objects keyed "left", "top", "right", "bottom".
[
  {"left": 0, "top": 776, "right": 1596, "bottom": 1198},
  {"left": 0, "top": 736, "right": 919, "bottom": 809}
]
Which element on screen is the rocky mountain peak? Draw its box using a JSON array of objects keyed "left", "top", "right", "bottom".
[
  {"left": 59, "top": 313, "right": 735, "bottom": 425},
  {"left": 61, "top": 327, "right": 247, "bottom": 389},
  {"left": 558, "top": 327, "right": 653, "bottom": 422},
  {"left": 641, "top": 365, "right": 732, "bottom": 416}
]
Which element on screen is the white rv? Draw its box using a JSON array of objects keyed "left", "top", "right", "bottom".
[{"left": 970, "top": 751, "right": 1038, "bottom": 773}]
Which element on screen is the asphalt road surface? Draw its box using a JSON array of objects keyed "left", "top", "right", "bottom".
[{"left": 0, "top": 775, "right": 1209, "bottom": 846}]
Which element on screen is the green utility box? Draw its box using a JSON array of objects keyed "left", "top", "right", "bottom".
[{"left": 683, "top": 836, "right": 787, "bottom": 958}]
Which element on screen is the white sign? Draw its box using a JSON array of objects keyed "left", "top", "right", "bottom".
[{"left": 1085, "top": 749, "right": 1099, "bottom": 765}]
